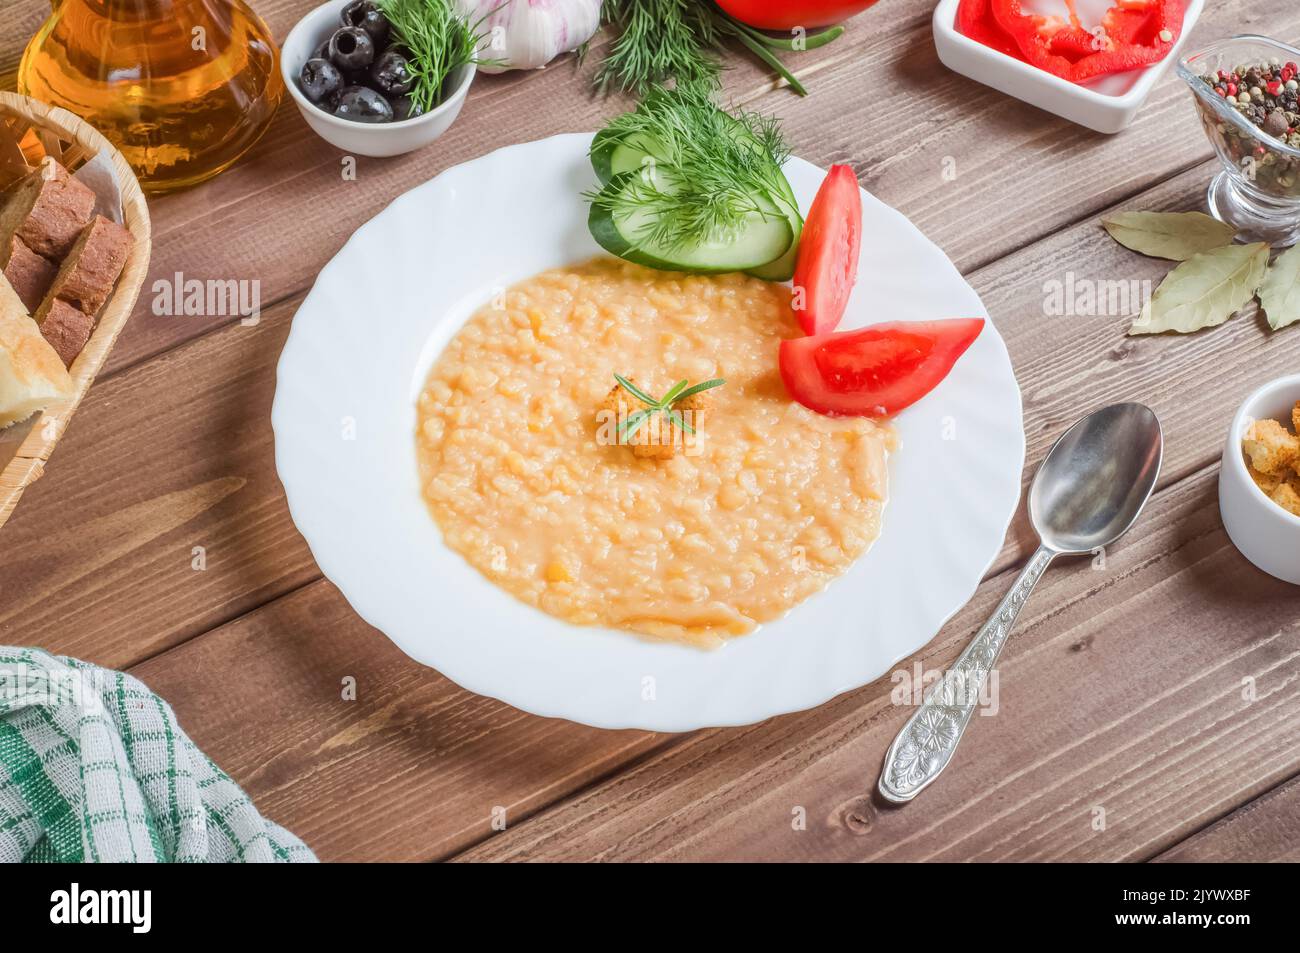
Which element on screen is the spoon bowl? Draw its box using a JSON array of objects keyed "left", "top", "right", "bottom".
[{"left": 1029, "top": 403, "right": 1163, "bottom": 556}]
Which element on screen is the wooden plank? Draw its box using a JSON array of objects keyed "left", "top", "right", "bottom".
[
  {"left": 962, "top": 164, "right": 1300, "bottom": 561},
  {"left": 0, "top": 293, "right": 316, "bottom": 669},
  {"left": 124, "top": 577, "right": 665, "bottom": 862},
  {"left": 457, "top": 465, "right": 1300, "bottom": 862},
  {"left": 0, "top": 3, "right": 48, "bottom": 79},
  {"left": 1153, "top": 774, "right": 1300, "bottom": 862}
]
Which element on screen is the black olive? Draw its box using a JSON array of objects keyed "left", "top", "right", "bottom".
[
  {"left": 332, "top": 85, "right": 394, "bottom": 123},
  {"left": 340, "top": 0, "right": 391, "bottom": 48},
  {"left": 391, "top": 95, "right": 423, "bottom": 122},
  {"left": 329, "top": 26, "right": 375, "bottom": 72},
  {"left": 299, "top": 57, "right": 344, "bottom": 103},
  {"left": 312, "top": 38, "right": 331, "bottom": 61},
  {"left": 370, "top": 50, "right": 414, "bottom": 96}
]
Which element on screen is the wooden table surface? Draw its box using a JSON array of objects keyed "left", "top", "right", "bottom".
[{"left": 3, "top": 0, "right": 1299, "bottom": 863}]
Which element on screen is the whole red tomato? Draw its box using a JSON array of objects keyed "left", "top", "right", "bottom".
[{"left": 714, "top": 0, "right": 882, "bottom": 30}]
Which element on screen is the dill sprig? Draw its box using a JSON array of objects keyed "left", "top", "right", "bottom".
[
  {"left": 614, "top": 374, "right": 725, "bottom": 440},
  {"left": 588, "top": 85, "right": 793, "bottom": 253},
  {"left": 596, "top": 0, "right": 846, "bottom": 98},
  {"left": 596, "top": 0, "right": 722, "bottom": 97},
  {"left": 376, "top": 0, "right": 491, "bottom": 113}
]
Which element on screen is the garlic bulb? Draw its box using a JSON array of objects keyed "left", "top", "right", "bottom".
[{"left": 457, "top": 0, "right": 602, "bottom": 74}]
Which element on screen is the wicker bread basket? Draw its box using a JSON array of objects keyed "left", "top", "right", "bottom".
[{"left": 0, "top": 91, "right": 151, "bottom": 532}]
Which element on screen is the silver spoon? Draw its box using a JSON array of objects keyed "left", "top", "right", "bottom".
[{"left": 877, "top": 402, "right": 1163, "bottom": 803}]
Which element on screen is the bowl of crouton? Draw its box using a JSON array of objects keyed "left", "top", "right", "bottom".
[{"left": 1222, "top": 374, "right": 1300, "bottom": 585}]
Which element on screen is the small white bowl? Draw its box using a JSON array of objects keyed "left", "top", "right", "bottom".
[
  {"left": 1219, "top": 374, "right": 1300, "bottom": 585},
  {"left": 932, "top": 0, "right": 1203, "bottom": 134},
  {"left": 281, "top": 0, "right": 475, "bottom": 158}
]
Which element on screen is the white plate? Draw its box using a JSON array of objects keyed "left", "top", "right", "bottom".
[{"left": 272, "top": 133, "right": 1024, "bottom": 732}]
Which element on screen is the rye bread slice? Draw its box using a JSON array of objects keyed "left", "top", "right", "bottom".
[
  {"left": 0, "top": 157, "right": 96, "bottom": 260},
  {"left": 34, "top": 297, "right": 94, "bottom": 368},
  {"left": 0, "top": 235, "right": 57, "bottom": 312},
  {"left": 44, "top": 215, "right": 132, "bottom": 316}
]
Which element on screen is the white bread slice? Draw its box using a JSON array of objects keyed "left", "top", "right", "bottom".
[{"left": 0, "top": 272, "right": 73, "bottom": 429}]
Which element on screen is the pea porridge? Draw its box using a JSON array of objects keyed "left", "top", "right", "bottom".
[{"left": 415, "top": 257, "right": 895, "bottom": 649}]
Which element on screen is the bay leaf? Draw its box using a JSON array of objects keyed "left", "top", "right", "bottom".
[
  {"left": 1128, "top": 242, "right": 1270, "bottom": 335},
  {"left": 1258, "top": 243, "right": 1300, "bottom": 331},
  {"left": 1101, "top": 211, "right": 1237, "bottom": 261}
]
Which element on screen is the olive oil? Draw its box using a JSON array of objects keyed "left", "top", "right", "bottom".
[{"left": 18, "top": 0, "right": 284, "bottom": 193}]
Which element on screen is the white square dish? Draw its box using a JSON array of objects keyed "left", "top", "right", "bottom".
[{"left": 932, "top": 0, "right": 1204, "bottom": 134}]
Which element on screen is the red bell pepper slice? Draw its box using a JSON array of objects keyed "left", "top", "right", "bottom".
[
  {"left": 989, "top": 0, "right": 1184, "bottom": 83},
  {"left": 1070, "top": 0, "right": 1185, "bottom": 82},
  {"left": 956, "top": 0, "right": 1020, "bottom": 60},
  {"left": 1103, "top": 4, "right": 1162, "bottom": 45}
]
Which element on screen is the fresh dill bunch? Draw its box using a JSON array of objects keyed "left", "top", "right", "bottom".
[
  {"left": 595, "top": 0, "right": 846, "bottom": 97},
  {"left": 596, "top": 0, "right": 723, "bottom": 96},
  {"left": 377, "top": 0, "right": 489, "bottom": 113},
  {"left": 589, "top": 85, "right": 793, "bottom": 253}
]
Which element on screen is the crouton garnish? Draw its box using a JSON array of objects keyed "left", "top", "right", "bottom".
[
  {"left": 1270, "top": 480, "right": 1300, "bottom": 518},
  {"left": 597, "top": 374, "right": 724, "bottom": 460},
  {"left": 1247, "top": 462, "right": 1283, "bottom": 495},
  {"left": 1242, "top": 402, "right": 1300, "bottom": 518},
  {"left": 1242, "top": 417, "right": 1299, "bottom": 476}
]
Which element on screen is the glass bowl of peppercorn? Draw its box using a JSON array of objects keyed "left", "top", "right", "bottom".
[{"left": 1178, "top": 35, "right": 1300, "bottom": 248}]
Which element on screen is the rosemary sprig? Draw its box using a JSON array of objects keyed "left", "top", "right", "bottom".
[
  {"left": 376, "top": 0, "right": 494, "bottom": 113},
  {"left": 587, "top": 85, "right": 792, "bottom": 253},
  {"left": 613, "top": 374, "right": 725, "bottom": 440}
]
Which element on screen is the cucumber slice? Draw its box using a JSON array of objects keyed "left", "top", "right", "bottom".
[
  {"left": 746, "top": 191, "right": 803, "bottom": 282},
  {"left": 590, "top": 113, "right": 804, "bottom": 277},
  {"left": 592, "top": 131, "right": 661, "bottom": 185},
  {"left": 595, "top": 125, "right": 805, "bottom": 282},
  {"left": 606, "top": 139, "right": 662, "bottom": 180},
  {"left": 589, "top": 171, "right": 794, "bottom": 275},
  {"left": 603, "top": 116, "right": 756, "bottom": 183}
]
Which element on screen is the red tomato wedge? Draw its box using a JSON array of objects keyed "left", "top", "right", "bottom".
[
  {"left": 779, "top": 318, "right": 985, "bottom": 417},
  {"left": 715, "top": 1, "right": 882, "bottom": 31},
  {"left": 792, "top": 164, "right": 862, "bottom": 336}
]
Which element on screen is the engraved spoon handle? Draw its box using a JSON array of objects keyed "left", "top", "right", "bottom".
[{"left": 877, "top": 545, "right": 1057, "bottom": 803}]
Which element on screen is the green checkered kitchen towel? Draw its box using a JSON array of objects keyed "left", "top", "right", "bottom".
[{"left": 0, "top": 647, "right": 315, "bottom": 863}]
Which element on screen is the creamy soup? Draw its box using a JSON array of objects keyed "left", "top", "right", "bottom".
[{"left": 416, "top": 258, "right": 894, "bottom": 649}]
